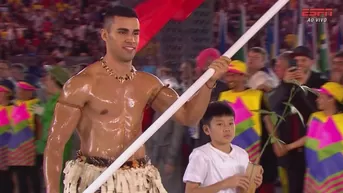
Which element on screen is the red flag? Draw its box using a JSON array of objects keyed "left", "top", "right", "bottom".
[
  {"left": 172, "top": 0, "right": 205, "bottom": 21},
  {"left": 135, "top": 0, "right": 204, "bottom": 51}
]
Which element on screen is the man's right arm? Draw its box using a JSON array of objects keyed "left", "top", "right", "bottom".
[{"left": 44, "top": 74, "right": 91, "bottom": 193}]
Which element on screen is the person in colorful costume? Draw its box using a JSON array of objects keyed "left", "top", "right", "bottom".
[
  {"left": 217, "top": 60, "right": 278, "bottom": 193},
  {"left": 35, "top": 65, "right": 73, "bottom": 193},
  {"left": 8, "top": 74, "right": 42, "bottom": 193},
  {"left": 280, "top": 82, "right": 343, "bottom": 193},
  {"left": 0, "top": 79, "right": 14, "bottom": 193}
]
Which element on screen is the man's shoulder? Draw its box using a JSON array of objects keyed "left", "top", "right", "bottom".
[
  {"left": 137, "top": 71, "right": 163, "bottom": 86},
  {"left": 309, "top": 71, "right": 328, "bottom": 87},
  {"left": 66, "top": 64, "right": 98, "bottom": 85}
]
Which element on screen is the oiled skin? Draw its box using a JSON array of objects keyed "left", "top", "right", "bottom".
[{"left": 43, "top": 62, "right": 219, "bottom": 193}]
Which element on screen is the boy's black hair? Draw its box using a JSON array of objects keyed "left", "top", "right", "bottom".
[
  {"left": 200, "top": 101, "right": 235, "bottom": 127},
  {"left": 103, "top": 5, "right": 138, "bottom": 30}
]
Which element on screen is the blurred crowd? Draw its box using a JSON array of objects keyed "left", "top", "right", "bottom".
[
  {"left": 212, "top": 0, "right": 343, "bottom": 52},
  {"left": 0, "top": 0, "right": 343, "bottom": 193}
]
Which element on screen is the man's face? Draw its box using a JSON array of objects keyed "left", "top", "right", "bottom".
[
  {"left": 332, "top": 57, "right": 343, "bottom": 74},
  {"left": 223, "top": 72, "right": 246, "bottom": 89},
  {"left": 247, "top": 51, "right": 264, "bottom": 70},
  {"left": 11, "top": 68, "right": 24, "bottom": 81},
  {"left": 101, "top": 16, "right": 140, "bottom": 63},
  {"left": 179, "top": 62, "right": 193, "bottom": 80},
  {"left": 41, "top": 74, "right": 55, "bottom": 93},
  {"left": 294, "top": 56, "right": 313, "bottom": 72},
  {"left": 274, "top": 58, "right": 289, "bottom": 79},
  {"left": 0, "top": 62, "right": 9, "bottom": 79},
  {"left": 16, "top": 88, "right": 33, "bottom": 100},
  {"left": 0, "top": 91, "right": 8, "bottom": 104},
  {"left": 204, "top": 116, "right": 235, "bottom": 145},
  {"left": 316, "top": 93, "right": 334, "bottom": 110}
]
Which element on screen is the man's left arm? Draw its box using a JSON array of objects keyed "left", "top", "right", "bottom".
[{"left": 151, "top": 57, "right": 230, "bottom": 127}]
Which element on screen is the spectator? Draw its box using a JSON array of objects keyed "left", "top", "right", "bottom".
[
  {"left": 273, "top": 51, "right": 293, "bottom": 81},
  {"left": 9, "top": 63, "right": 25, "bottom": 83},
  {"left": 246, "top": 47, "right": 279, "bottom": 92},
  {"left": 270, "top": 46, "right": 327, "bottom": 193},
  {"left": 0, "top": 60, "right": 10, "bottom": 80},
  {"left": 331, "top": 50, "right": 343, "bottom": 84}
]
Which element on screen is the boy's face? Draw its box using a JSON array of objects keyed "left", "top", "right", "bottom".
[{"left": 203, "top": 115, "right": 235, "bottom": 145}]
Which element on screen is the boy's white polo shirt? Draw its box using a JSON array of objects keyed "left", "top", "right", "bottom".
[{"left": 183, "top": 143, "right": 250, "bottom": 193}]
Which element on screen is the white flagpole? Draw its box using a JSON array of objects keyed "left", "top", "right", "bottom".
[{"left": 83, "top": 0, "right": 290, "bottom": 192}]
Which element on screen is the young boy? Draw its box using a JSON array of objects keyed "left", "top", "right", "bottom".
[
  {"left": 219, "top": 60, "right": 278, "bottom": 193},
  {"left": 183, "top": 102, "right": 263, "bottom": 193}
]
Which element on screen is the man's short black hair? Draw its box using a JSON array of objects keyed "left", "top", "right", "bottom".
[
  {"left": 200, "top": 101, "right": 235, "bottom": 127},
  {"left": 103, "top": 5, "right": 138, "bottom": 30}
]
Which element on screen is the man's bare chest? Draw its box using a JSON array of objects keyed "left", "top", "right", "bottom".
[{"left": 86, "top": 80, "right": 152, "bottom": 116}]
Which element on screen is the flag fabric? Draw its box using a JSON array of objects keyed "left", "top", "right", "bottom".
[
  {"left": 234, "top": 5, "right": 247, "bottom": 62},
  {"left": 266, "top": 13, "right": 279, "bottom": 60},
  {"left": 296, "top": 0, "right": 305, "bottom": 46},
  {"left": 337, "top": 18, "right": 343, "bottom": 51},
  {"left": 218, "top": 10, "right": 228, "bottom": 54},
  {"left": 135, "top": 0, "right": 204, "bottom": 51},
  {"left": 317, "top": 20, "right": 330, "bottom": 73},
  {"left": 265, "top": 21, "right": 273, "bottom": 59},
  {"left": 172, "top": 0, "right": 205, "bottom": 21},
  {"left": 273, "top": 13, "right": 279, "bottom": 57},
  {"left": 311, "top": 23, "right": 318, "bottom": 61},
  {"left": 290, "top": 0, "right": 297, "bottom": 9}
]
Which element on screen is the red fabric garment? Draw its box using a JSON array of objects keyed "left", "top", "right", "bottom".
[
  {"left": 32, "top": 37, "right": 40, "bottom": 47},
  {"left": 290, "top": 114, "right": 300, "bottom": 141},
  {"left": 142, "top": 106, "right": 155, "bottom": 132},
  {"left": 41, "top": 0, "right": 51, "bottom": 8},
  {"left": 135, "top": 0, "right": 204, "bottom": 51},
  {"left": 16, "top": 37, "right": 26, "bottom": 47},
  {"left": 42, "top": 21, "right": 52, "bottom": 32},
  {"left": 258, "top": 183, "right": 275, "bottom": 193},
  {"left": 172, "top": 0, "right": 204, "bottom": 21}
]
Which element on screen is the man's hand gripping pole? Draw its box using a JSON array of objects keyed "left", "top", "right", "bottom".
[{"left": 83, "top": 0, "right": 290, "bottom": 192}]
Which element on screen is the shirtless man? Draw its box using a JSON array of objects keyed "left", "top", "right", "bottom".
[{"left": 44, "top": 5, "right": 231, "bottom": 193}]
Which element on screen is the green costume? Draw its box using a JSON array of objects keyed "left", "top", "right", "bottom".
[{"left": 35, "top": 66, "right": 72, "bottom": 193}]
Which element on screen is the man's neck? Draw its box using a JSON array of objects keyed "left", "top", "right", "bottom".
[
  {"left": 248, "top": 68, "right": 260, "bottom": 76},
  {"left": 103, "top": 54, "right": 132, "bottom": 75},
  {"left": 232, "top": 84, "right": 246, "bottom": 92},
  {"left": 0, "top": 100, "right": 9, "bottom": 106},
  {"left": 323, "top": 106, "right": 337, "bottom": 116},
  {"left": 302, "top": 70, "right": 312, "bottom": 84}
]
